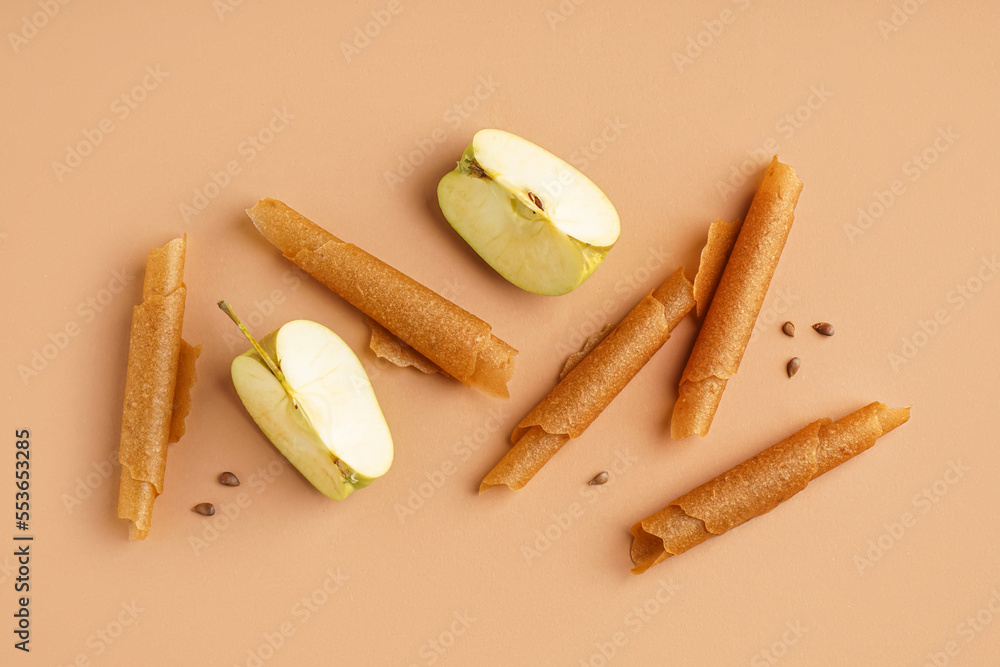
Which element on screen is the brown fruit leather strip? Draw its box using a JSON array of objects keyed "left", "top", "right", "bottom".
[
  {"left": 480, "top": 268, "right": 695, "bottom": 492},
  {"left": 672, "top": 158, "right": 803, "bottom": 439},
  {"left": 630, "top": 402, "right": 911, "bottom": 573},
  {"left": 693, "top": 218, "right": 742, "bottom": 319},
  {"left": 117, "top": 236, "right": 197, "bottom": 541},
  {"left": 247, "top": 198, "right": 516, "bottom": 398},
  {"left": 364, "top": 316, "right": 444, "bottom": 376}
]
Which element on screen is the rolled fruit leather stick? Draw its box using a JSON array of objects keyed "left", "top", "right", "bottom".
[
  {"left": 671, "top": 157, "right": 803, "bottom": 439},
  {"left": 117, "top": 236, "right": 200, "bottom": 541},
  {"left": 631, "top": 401, "right": 910, "bottom": 573},
  {"left": 245, "top": 198, "right": 517, "bottom": 398},
  {"left": 480, "top": 268, "right": 695, "bottom": 491}
]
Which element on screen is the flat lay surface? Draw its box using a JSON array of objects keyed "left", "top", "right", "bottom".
[{"left": 3, "top": 2, "right": 999, "bottom": 665}]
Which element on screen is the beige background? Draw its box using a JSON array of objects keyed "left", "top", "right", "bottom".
[{"left": 3, "top": 1, "right": 999, "bottom": 665}]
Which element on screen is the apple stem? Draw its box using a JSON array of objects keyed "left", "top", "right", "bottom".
[{"left": 217, "top": 300, "right": 303, "bottom": 412}]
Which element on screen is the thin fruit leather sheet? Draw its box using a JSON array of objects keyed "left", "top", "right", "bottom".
[
  {"left": 480, "top": 268, "right": 695, "bottom": 491},
  {"left": 631, "top": 402, "right": 910, "bottom": 573},
  {"left": 247, "top": 198, "right": 516, "bottom": 398},
  {"left": 118, "top": 236, "right": 199, "bottom": 541},
  {"left": 672, "top": 157, "right": 803, "bottom": 439}
]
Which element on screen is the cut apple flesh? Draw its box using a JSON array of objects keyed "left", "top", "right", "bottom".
[
  {"left": 470, "top": 130, "right": 619, "bottom": 247},
  {"left": 230, "top": 320, "right": 393, "bottom": 500},
  {"left": 439, "top": 169, "right": 610, "bottom": 296},
  {"left": 438, "top": 129, "right": 620, "bottom": 296}
]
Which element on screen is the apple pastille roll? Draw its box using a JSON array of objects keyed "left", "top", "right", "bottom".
[
  {"left": 692, "top": 218, "right": 742, "bottom": 319},
  {"left": 671, "top": 157, "right": 803, "bottom": 439},
  {"left": 631, "top": 401, "right": 910, "bottom": 573},
  {"left": 117, "top": 236, "right": 200, "bottom": 540},
  {"left": 480, "top": 267, "right": 695, "bottom": 492},
  {"left": 246, "top": 199, "right": 517, "bottom": 398}
]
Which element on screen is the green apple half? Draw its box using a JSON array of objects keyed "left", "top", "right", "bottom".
[
  {"left": 437, "top": 129, "right": 621, "bottom": 296},
  {"left": 220, "top": 302, "right": 393, "bottom": 500}
]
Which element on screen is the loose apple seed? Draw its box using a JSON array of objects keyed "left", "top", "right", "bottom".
[
  {"left": 782, "top": 321, "right": 795, "bottom": 337},
  {"left": 786, "top": 357, "right": 801, "bottom": 378},
  {"left": 589, "top": 471, "right": 610, "bottom": 485},
  {"left": 812, "top": 322, "right": 835, "bottom": 336},
  {"left": 192, "top": 503, "right": 216, "bottom": 516},
  {"left": 218, "top": 472, "right": 240, "bottom": 487}
]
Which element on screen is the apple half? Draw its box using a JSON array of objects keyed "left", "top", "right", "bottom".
[
  {"left": 437, "top": 129, "right": 621, "bottom": 296},
  {"left": 221, "top": 302, "right": 393, "bottom": 500}
]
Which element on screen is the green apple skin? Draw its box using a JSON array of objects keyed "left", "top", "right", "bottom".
[
  {"left": 230, "top": 321, "right": 393, "bottom": 501},
  {"left": 437, "top": 131, "right": 620, "bottom": 296}
]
